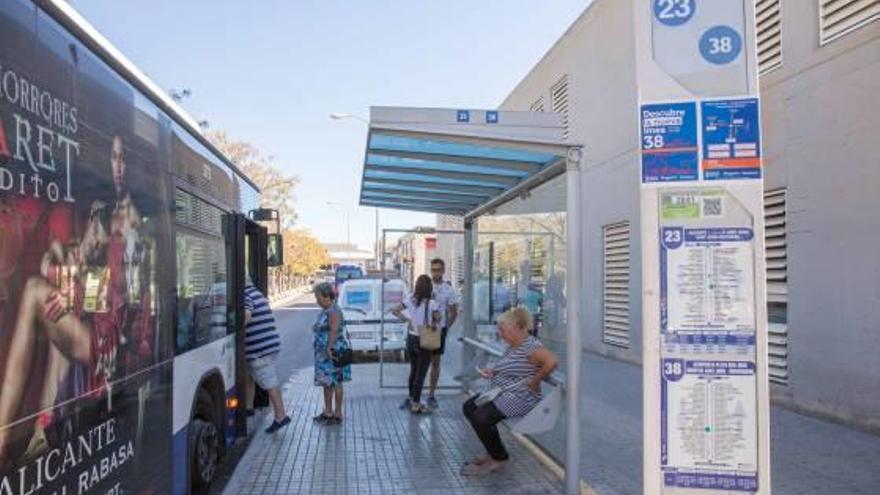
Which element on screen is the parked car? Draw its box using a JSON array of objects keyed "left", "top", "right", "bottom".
[{"left": 338, "top": 278, "right": 408, "bottom": 358}]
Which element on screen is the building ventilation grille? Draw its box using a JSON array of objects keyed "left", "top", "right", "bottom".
[
  {"left": 550, "top": 76, "right": 571, "bottom": 140},
  {"left": 603, "top": 222, "right": 630, "bottom": 348},
  {"left": 819, "top": 0, "right": 879, "bottom": 45},
  {"left": 756, "top": 0, "right": 783, "bottom": 73},
  {"left": 530, "top": 96, "right": 545, "bottom": 112},
  {"left": 765, "top": 188, "right": 789, "bottom": 384}
]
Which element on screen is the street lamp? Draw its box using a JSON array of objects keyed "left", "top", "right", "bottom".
[{"left": 329, "top": 112, "right": 368, "bottom": 123}]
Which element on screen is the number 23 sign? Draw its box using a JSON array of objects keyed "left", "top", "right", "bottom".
[
  {"left": 654, "top": 0, "right": 694, "bottom": 27},
  {"left": 652, "top": 0, "right": 744, "bottom": 67}
]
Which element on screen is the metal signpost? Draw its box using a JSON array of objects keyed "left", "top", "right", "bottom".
[{"left": 634, "top": 0, "right": 771, "bottom": 493}]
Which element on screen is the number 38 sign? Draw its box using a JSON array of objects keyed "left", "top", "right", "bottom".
[{"left": 649, "top": 0, "right": 751, "bottom": 96}]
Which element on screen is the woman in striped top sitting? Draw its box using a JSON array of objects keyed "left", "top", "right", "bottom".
[{"left": 461, "top": 307, "right": 559, "bottom": 476}]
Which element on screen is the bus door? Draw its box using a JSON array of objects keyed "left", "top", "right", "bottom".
[{"left": 225, "top": 214, "right": 267, "bottom": 436}]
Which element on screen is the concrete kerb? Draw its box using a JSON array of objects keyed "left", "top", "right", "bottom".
[
  {"left": 510, "top": 431, "right": 597, "bottom": 495},
  {"left": 220, "top": 408, "right": 272, "bottom": 495},
  {"left": 268, "top": 285, "right": 311, "bottom": 308}
]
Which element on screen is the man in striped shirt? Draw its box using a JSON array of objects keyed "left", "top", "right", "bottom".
[{"left": 244, "top": 279, "right": 290, "bottom": 433}]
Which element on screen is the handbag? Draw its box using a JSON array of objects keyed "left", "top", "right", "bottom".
[
  {"left": 418, "top": 301, "right": 441, "bottom": 351},
  {"left": 331, "top": 315, "right": 354, "bottom": 367},
  {"left": 474, "top": 386, "right": 502, "bottom": 407},
  {"left": 474, "top": 377, "right": 530, "bottom": 407},
  {"left": 331, "top": 347, "right": 353, "bottom": 368}
]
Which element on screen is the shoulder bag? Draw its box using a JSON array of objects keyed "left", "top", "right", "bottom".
[
  {"left": 330, "top": 308, "right": 354, "bottom": 367},
  {"left": 418, "top": 301, "right": 441, "bottom": 351}
]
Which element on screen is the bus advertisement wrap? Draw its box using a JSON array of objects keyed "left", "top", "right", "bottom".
[{"left": 0, "top": 1, "right": 174, "bottom": 493}]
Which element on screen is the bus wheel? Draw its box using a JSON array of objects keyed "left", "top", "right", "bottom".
[{"left": 190, "top": 393, "right": 220, "bottom": 492}]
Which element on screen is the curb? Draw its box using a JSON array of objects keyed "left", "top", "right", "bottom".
[
  {"left": 268, "top": 286, "right": 310, "bottom": 308},
  {"left": 510, "top": 431, "right": 598, "bottom": 495},
  {"left": 219, "top": 409, "right": 271, "bottom": 495}
]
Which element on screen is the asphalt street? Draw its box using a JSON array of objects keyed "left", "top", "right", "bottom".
[{"left": 272, "top": 292, "right": 322, "bottom": 382}]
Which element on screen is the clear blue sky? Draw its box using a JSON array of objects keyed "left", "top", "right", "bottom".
[{"left": 70, "top": 0, "right": 590, "bottom": 249}]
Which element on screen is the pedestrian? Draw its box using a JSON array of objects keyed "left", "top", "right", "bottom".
[
  {"left": 426, "top": 258, "right": 459, "bottom": 410},
  {"left": 312, "top": 281, "right": 351, "bottom": 425},
  {"left": 392, "top": 274, "right": 441, "bottom": 414},
  {"left": 461, "top": 307, "right": 559, "bottom": 475},
  {"left": 243, "top": 278, "right": 290, "bottom": 434}
]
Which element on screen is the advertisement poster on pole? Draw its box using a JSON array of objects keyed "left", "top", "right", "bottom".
[{"left": 641, "top": 102, "right": 699, "bottom": 182}]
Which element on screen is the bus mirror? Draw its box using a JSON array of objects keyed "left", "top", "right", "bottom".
[{"left": 267, "top": 233, "right": 283, "bottom": 267}]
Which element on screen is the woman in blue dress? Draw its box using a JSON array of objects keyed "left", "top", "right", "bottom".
[{"left": 312, "top": 282, "right": 351, "bottom": 425}]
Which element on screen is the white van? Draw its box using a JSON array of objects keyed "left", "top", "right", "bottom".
[{"left": 339, "top": 278, "right": 408, "bottom": 356}]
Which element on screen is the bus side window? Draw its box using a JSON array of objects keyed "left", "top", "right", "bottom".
[{"left": 175, "top": 190, "right": 228, "bottom": 353}]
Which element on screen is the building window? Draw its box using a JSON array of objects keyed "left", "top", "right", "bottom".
[
  {"left": 765, "top": 188, "right": 789, "bottom": 384},
  {"left": 551, "top": 76, "right": 571, "bottom": 140},
  {"left": 756, "top": 0, "right": 783, "bottom": 73},
  {"left": 819, "top": 0, "right": 880, "bottom": 45},
  {"left": 602, "top": 221, "right": 630, "bottom": 348}
]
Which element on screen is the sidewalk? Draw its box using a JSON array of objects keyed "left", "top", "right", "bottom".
[
  {"left": 223, "top": 363, "right": 564, "bottom": 495},
  {"left": 268, "top": 284, "right": 311, "bottom": 308},
  {"left": 525, "top": 351, "right": 880, "bottom": 495}
]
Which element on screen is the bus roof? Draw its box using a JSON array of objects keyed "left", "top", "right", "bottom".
[{"left": 34, "top": 0, "right": 260, "bottom": 192}]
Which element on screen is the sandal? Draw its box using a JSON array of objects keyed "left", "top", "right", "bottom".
[
  {"left": 313, "top": 413, "right": 332, "bottom": 423},
  {"left": 326, "top": 416, "right": 343, "bottom": 426},
  {"left": 410, "top": 403, "right": 432, "bottom": 415}
]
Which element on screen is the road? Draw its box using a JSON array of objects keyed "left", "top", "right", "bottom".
[{"left": 273, "top": 292, "right": 322, "bottom": 382}]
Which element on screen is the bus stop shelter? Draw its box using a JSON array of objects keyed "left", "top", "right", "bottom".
[{"left": 358, "top": 106, "right": 584, "bottom": 495}]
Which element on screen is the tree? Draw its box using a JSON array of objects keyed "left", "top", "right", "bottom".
[
  {"left": 206, "top": 130, "right": 299, "bottom": 228},
  {"left": 284, "top": 228, "right": 331, "bottom": 277}
]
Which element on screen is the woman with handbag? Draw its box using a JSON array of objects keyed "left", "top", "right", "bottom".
[
  {"left": 461, "top": 307, "right": 558, "bottom": 475},
  {"left": 312, "top": 282, "right": 352, "bottom": 425},
  {"left": 392, "top": 275, "right": 441, "bottom": 414}
]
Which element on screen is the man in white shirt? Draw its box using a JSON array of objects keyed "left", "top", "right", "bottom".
[{"left": 427, "top": 258, "right": 459, "bottom": 409}]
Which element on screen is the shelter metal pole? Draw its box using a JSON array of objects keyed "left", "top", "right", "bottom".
[
  {"left": 461, "top": 220, "right": 475, "bottom": 393},
  {"left": 380, "top": 230, "right": 387, "bottom": 388},
  {"left": 564, "top": 147, "right": 583, "bottom": 495}
]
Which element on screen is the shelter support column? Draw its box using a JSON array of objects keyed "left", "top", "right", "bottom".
[
  {"left": 564, "top": 147, "right": 583, "bottom": 495},
  {"left": 460, "top": 219, "right": 476, "bottom": 392}
]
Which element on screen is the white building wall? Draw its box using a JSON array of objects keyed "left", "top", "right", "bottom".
[
  {"left": 758, "top": 0, "right": 880, "bottom": 431},
  {"left": 501, "top": 0, "right": 643, "bottom": 365},
  {"left": 498, "top": 0, "right": 880, "bottom": 430}
]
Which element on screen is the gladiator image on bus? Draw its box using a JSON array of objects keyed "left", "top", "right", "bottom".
[{"left": 0, "top": 1, "right": 282, "bottom": 493}]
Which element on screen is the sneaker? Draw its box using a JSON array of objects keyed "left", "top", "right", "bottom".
[
  {"left": 265, "top": 416, "right": 291, "bottom": 434},
  {"left": 399, "top": 398, "right": 412, "bottom": 410},
  {"left": 426, "top": 396, "right": 439, "bottom": 409}
]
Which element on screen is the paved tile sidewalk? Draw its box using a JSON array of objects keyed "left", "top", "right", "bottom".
[
  {"left": 224, "top": 363, "right": 564, "bottom": 495},
  {"left": 524, "top": 351, "right": 880, "bottom": 495}
]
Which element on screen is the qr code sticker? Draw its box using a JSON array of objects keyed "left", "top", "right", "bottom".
[{"left": 702, "top": 197, "right": 723, "bottom": 217}]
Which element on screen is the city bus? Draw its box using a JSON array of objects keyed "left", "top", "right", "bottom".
[{"left": 0, "top": 1, "right": 282, "bottom": 493}]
